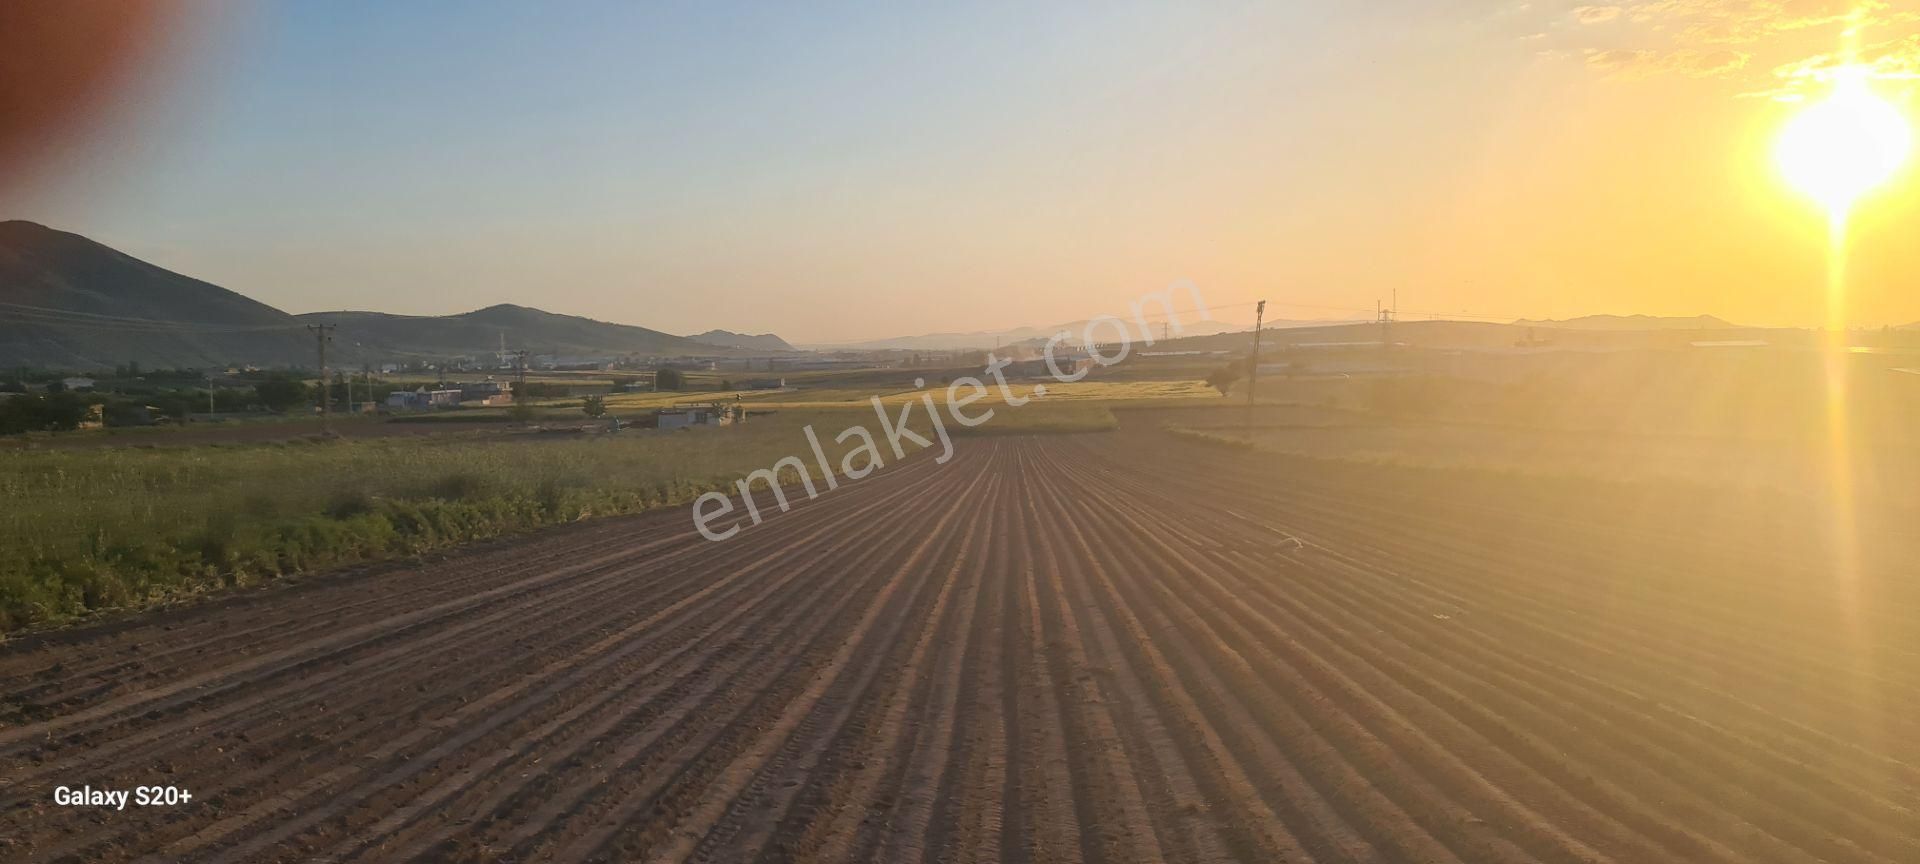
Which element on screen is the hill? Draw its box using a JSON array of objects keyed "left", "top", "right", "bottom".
[
  {"left": 300, "top": 305, "right": 723, "bottom": 362},
  {"left": 804, "top": 315, "right": 1323, "bottom": 352},
  {"left": 687, "top": 329, "right": 795, "bottom": 352},
  {"left": 0, "top": 222, "right": 739, "bottom": 368},
  {"left": 0, "top": 220, "right": 309, "bottom": 368},
  {"left": 1513, "top": 314, "right": 1735, "bottom": 331}
]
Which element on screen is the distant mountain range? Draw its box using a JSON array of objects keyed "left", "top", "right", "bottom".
[
  {"left": 1513, "top": 314, "right": 1736, "bottom": 331},
  {"left": 0, "top": 221, "right": 773, "bottom": 369},
  {"left": 687, "top": 329, "right": 795, "bottom": 351},
  {"left": 4, "top": 220, "right": 1880, "bottom": 370},
  {"left": 802, "top": 316, "right": 1344, "bottom": 352},
  {"left": 299, "top": 304, "right": 721, "bottom": 364}
]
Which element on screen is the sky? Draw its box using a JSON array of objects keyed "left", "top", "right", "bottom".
[{"left": 6, "top": 0, "right": 1919, "bottom": 341}]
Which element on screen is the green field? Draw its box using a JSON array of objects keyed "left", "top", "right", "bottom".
[{"left": 0, "top": 384, "right": 1195, "bottom": 632}]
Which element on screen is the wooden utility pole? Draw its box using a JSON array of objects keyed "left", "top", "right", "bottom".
[
  {"left": 306, "top": 323, "right": 335, "bottom": 433},
  {"left": 1245, "top": 300, "right": 1266, "bottom": 436}
]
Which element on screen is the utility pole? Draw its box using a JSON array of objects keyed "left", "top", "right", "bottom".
[
  {"left": 306, "top": 323, "right": 335, "bottom": 433},
  {"left": 511, "top": 350, "right": 529, "bottom": 413},
  {"left": 1377, "top": 290, "right": 1396, "bottom": 355},
  {"left": 205, "top": 373, "right": 216, "bottom": 417},
  {"left": 1245, "top": 300, "right": 1266, "bottom": 437}
]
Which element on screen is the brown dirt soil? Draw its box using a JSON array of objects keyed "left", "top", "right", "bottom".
[{"left": 2, "top": 429, "right": 1918, "bottom": 863}]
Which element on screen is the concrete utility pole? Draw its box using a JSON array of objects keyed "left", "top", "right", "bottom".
[
  {"left": 1246, "top": 300, "right": 1266, "bottom": 437},
  {"left": 306, "top": 323, "right": 335, "bottom": 433},
  {"left": 206, "top": 373, "right": 216, "bottom": 417}
]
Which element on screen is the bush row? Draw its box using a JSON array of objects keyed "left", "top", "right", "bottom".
[{"left": 0, "top": 479, "right": 673, "bottom": 633}]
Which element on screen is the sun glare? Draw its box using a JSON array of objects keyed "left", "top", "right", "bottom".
[{"left": 1775, "top": 73, "right": 1912, "bottom": 214}]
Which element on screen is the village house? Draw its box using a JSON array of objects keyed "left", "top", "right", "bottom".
[{"left": 385, "top": 387, "right": 463, "bottom": 410}]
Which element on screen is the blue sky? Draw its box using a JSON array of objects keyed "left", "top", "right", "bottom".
[{"left": 12, "top": 2, "right": 1920, "bottom": 338}]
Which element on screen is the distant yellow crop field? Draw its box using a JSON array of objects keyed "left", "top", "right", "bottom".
[{"left": 604, "top": 379, "right": 1218, "bottom": 411}]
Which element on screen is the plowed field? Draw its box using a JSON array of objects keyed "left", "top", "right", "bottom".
[{"left": 3, "top": 430, "right": 1917, "bottom": 862}]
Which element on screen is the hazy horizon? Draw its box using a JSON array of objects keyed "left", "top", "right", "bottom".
[{"left": 6, "top": 2, "right": 1918, "bottom": 341}]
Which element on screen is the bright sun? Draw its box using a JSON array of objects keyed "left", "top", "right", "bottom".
[{"left": 1775, "top": 73, "right": 1913, "bottom": 214}]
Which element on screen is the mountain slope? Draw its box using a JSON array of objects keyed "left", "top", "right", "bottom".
[
  {"left": 688, "top": 329, "right": 794, "bottom": 352},
  {"left": 0, "top": 220, "right": 309, "bottom": 367},
  {"left": 0, "top": 222, "right": 740, "bottom": 368}
]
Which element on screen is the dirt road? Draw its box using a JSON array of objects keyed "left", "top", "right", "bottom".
[{"left": 3, "top": 432, "right": 1917, "bottom": 862}]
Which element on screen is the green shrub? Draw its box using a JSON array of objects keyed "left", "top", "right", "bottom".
[
  {"left": 325, "top": 489, "right": 375, "bottom": 519},
  {"left": 429, "top": 471, "right": 489, "bottom": 501},
  {"left": 0, "top": 408, "right": 973, "bottom": 632},
  {"left": 535, "top": 478, "right": 571, "bottom": 516}
]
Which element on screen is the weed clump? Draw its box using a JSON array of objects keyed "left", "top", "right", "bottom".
[
  {"left": 325, "top": 489, "right": 376, "bottom": 519},
  {"left": 428, "top": 472, "right": 490, "bottom": 502}
]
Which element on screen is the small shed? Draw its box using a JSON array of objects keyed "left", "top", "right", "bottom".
[{"left": 654, "top": 403, "right": 736, "bottom": 430}]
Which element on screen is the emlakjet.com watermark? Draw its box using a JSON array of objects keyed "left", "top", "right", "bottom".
[{"left": 692, "top": 280, "right": 1214, "bottom": 541}]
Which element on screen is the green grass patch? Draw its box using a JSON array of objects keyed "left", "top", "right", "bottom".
[
  {"left": 0, "top": 411, "right": 874, "bottom": 632},
  {"left": 0, "top": 386, "right": 1197, "bottom": 633}
]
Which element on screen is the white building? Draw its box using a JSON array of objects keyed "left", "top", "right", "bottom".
[{"left": 386, "top": 388, "right": 462, "bottom": 410}]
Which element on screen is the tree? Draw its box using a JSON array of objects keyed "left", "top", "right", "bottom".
[
  {"left": 102, "top": 401, "right": 154, "bottom": 427},
  {"left": 213, "top": 388, "right": 251, "bottom": 412},
  {"left": 254, "top": 378, "right": 309, "bottom": 413},
  {"left": 655, "top": 368, "right": 684, "bottom": 391},
  {"left": 39, "top": 392, "right": 89, "bottom": 430},
  {"left": 0, "top": 392, "right": 90, "bottom": 433},
  {"left": 151, "top": 393, "right": 196, "bottom": 421},
  {"left": 1204, "top": 361, "right": 1244, "bottom": 396},
  {"left": 581, "top": 395, "right": 607, "bottom": 418}
]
